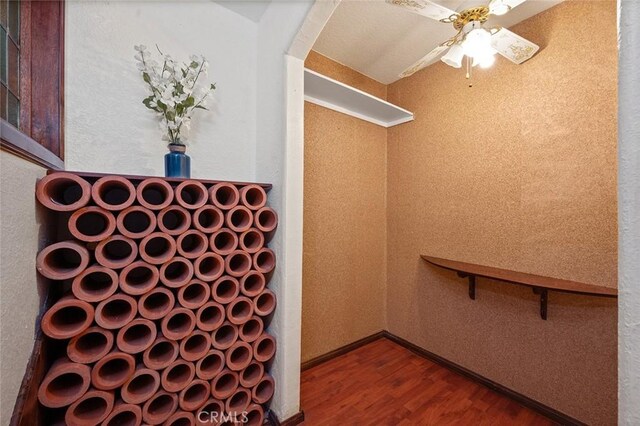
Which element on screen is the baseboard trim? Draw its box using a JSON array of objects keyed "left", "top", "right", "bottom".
[
  {"left": 267, "top": 409, "right": 305, "bottom": 426},
  {"left": 301, "top": 330, "right": 586, "bottom": 426},
  {"left": 301, "top": 330, "right": 386, "bottom": 371}
]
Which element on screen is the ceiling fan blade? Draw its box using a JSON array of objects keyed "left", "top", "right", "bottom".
[
  {"left": 491, "top": 27, "right": 539, "bottom": 64},
  {"left": 399, "top": 44, "right": 450, "bottom": 78},
  {"left": 386, "top": 0, "right": 457, "bottom": 21},
  {"left": 489, "top": 0, "right": 528, "bottom": 15}
]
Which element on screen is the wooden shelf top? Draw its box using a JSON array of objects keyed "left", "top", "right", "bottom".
[
  {"left": 49, "top": 170, "right": 272, "bottom": 191},
  {"left": 421, "top": 255, "right": 617, "bottom": 297}
]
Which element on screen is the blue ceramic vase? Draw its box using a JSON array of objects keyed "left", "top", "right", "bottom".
[{"left": 165, "top": 144, "right": 191, "bottom": 178}]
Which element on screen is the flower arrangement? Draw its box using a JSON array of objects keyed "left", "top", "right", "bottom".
[{"left": 134, "top": 45, "right": 216, "bottom": 145}]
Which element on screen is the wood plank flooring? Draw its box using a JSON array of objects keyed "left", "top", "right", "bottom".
[{"left": 300, "top": 338, "right": 555, "bottom": 425}]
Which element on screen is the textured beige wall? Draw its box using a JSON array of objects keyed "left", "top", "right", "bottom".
[
  {"left": 302, "top": 52, "right": 388, "bottom": 362},
  {"left": 0, "top": 152, "right": 49, "bottom": 425},
  {"left": 386, "top": 1, "right": 617, "bottom": 424}
]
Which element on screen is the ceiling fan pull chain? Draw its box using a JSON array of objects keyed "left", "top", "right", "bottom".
[{"left": 466, "top": 56, "right": 473, "bottom": 87}]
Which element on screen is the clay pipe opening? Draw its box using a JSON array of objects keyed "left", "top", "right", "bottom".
[
  {"left": 165, "top": 411, "right": 195, "bottom": 426},
  {"left": 226, "top": 296, "right": 254, "bottom": 325},
  {"left": 117, "top": 318, "right": 158, "bottom": 354},
  {"left": 101, "top": 401, "right": 142, "bottom": 426},
  {"left": 239, "top": 361, "right": 264, "bottom": 389},
  {"left": 37, "top": 358, "right": 91, "bottom": 408},
  {"left": 143, "top": 336, "right": 179, "bottom": 370},
  {"left": 69, "top": 207, "right": 116, "bottom": 242},
  {"left": 225, "top": 387, "right": 251, "bottom": 416},
  {"left": 194, "top": 252, "right": 224, "bottom": 282},
  {"left": 178, "top": 379, "right": 210, "bottom": 412},
  {"left": 225, "top": 341, "right": 253, "bottom": 372},
  {"left": 41, "top": 295, "right": 94, "bottom": 339},
  {"left": 225, "top": 250, "right": 252, "bottom": 278},
  {"left": 180, "top": 331, "right": 211, "bottom": 361},
  {"left": 211, "top": 321, "right": 239, "bottom": 351},
  {"left": 195, "top": 301, "right": 225, "bottom": 332},
  {"left": 95, "top": 294, "right": 137, "bottom": 330},
  {"left": 139, "top": 232, "right": 177, "bottom": 265},
  {"left": 161, "top": 308, "right": 196, "bottom": 341},
  {"left": 239, "top": 317, "right": 264, "bottom": 343},
  {"left": 196, "top": 399, "right": 224, "bottom": 426},
  {"left": 252, "top": 333, "right": 276, "bottom": 363},
  {"left": 175, "top": 180, "right": 208, "bottom": 209},
  {"left": 36, "top": 172, "right": 91, "bottom": 211},
  {"left": 68, "top": 326, "right": 114, "bottom": 364},
  {"left": 239, "top": 185, "right": 267, "bottom": 211},
  {"left": 195, "top": 349, "right": 225, "bottom": 380},
  {"left": 239, "top": 271, "right": 266, "bottom": 298},
  {"left": 92, "top": 175, "right": 137, "bottom": 211},
  {"left": 65, "top": 389, "right": 115, "bottom": 426},
  {"left": 119, "top": 261, "right": 159, "bottom": 296},
  {"left": 252, "top": 248, "right": 275, "bottom": 274},
  {"left": 157, "top": 205, "right": 192, "bottom": 236},
  {"left": 192, "top": 205, "right": 224, "bottom": 234},
  {"left": 139, "top": 287, "right": 175, "bottom": 321},
  {"left": 142, "top": 391, "right": 179, "bottom": 425},
  {"left": 254, "top": 207, "right": 277, "bottom": 241},
  {"left": 251, "top": 374, "right": 275, "bottom": 404},
  {"left": 159, "top": 256, "right": 194, "bottom": 288},
  {"left": 161, "top": 360, "right": 196, "bottom": 393},
  {"left": 178, "top": 280, "right": 211, "bottom": 310},
  {"left": 244, "top": 404, "right": 265, "bottom": 426},
  {"left": 211, "top": 275, "right": 240, "bottom": 305},
  {"left": 239, "top": 228, "right": 264, "bottom": 254},
  {"left": 36, "top": 240, "right": 90, "bottom": 280},
  {"left": 137, "top": 178, "right": 174, "bottom": 210},
  {"left": 72, "top": 266, "right": 119, "bottom": 303},
  {"left": 121, "top": 365, "right": 161, "bottom": 405},
  {"left": 176, "top": 230, "right": 208, "bottom": 259},
  {"left": 179, "top": 330, "right": 212, "bottom": 362},
  {"left": 210, "top": 369, "right": 239, "bottom": 400},
  {"left": 253, "top": 289, "right": 277, "bottom": 317},
  {"left": 95, "top": 235, "right": 138, "bottom": 269},
  {"left": 225, "top": 206, "right": 253, "bottom": 233},
  {"left": 117, "top": 206, "right": 157, "bottom": 239},
  {"left": 209, "top": 182, "right": 240, "bottom": 210},
  {"left": 209, "top": 228, "right": 238, "bottom": 256},
  {"left": 91, "top": 351, "right": 136, "bottom": 391}
]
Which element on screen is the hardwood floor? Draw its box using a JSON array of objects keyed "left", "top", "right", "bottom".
[{"left": 300, "top": 338, "right": 554, "bottom": 425}]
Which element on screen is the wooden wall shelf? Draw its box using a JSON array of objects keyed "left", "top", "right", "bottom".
[
  {"left": 421, "top": 255, "right": 617, "bottom": 320},
  {"left": 304, "top": 68, "right": 414, "bottom": 128}
]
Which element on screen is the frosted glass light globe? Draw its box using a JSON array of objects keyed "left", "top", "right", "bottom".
[{"left": 462, "top": 28, "right": 493, "bottom": 59}]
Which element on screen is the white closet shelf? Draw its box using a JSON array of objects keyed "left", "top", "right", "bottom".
[{"left": 304, "top": 68, "right": 414, "bottom": 128}]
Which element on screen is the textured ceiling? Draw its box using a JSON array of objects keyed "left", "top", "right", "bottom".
[{"left": 312, "top": 0, "right": 564, "bottom": 84}]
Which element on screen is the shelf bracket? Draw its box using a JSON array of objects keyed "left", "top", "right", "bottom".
[
  {"left": 532, "top": 287, "right": 548, "bottom": 320},
  {"left": 457, "top": 272, "right": 476, "bottom": 300}
]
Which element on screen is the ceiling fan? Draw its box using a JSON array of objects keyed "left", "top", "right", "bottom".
[{"left": 386, "top": 0, "right": 540, "bottom": 80}]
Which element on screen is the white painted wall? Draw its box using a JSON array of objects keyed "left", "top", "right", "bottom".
[
  {"left": 0, "top": 153, "right": 49, "bottom": 425},
  {"left": 65, "top": 0, "right": 257, "bottom": 181},
  {"left": 618, "top": 0, "right": 640, "bottom": 424},
  {"left": 255, "top": 0, "right": 313, "bottom": 419}
]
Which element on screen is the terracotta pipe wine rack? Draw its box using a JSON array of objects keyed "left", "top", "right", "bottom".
[
  {"left": 421, "top": 255, "right": 617, "bottom": 320},
  {"left": 33, "top": 171, "right": 278, "bottom": 425}
]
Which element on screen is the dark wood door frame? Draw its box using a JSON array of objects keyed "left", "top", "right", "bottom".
[{"left": 1, "top": 0, "right": 65, "bottom": 169}]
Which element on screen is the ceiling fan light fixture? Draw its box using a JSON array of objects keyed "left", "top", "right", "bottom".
[
  {"left": 441, "top": 44, "right": 464, "bottom": 68},
  {"left": 474, "top": 49, "right": 497, "bottom": 68},
  {"left": 462, "top": 27, "right": 493, "bottom": 59},
  {"left": 490, "top": 1, "right": 511, "bottom": 16}
]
